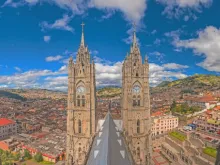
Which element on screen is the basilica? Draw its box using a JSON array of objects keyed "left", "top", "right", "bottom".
[{"left": 65, "top": 24, "right": 152, "bottom": 165}]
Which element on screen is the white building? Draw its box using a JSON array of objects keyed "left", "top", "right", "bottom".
[
  {"left": 0, "top": 118, "right": 17, "bottom": 140},
  {"left": 152, "top": 115, "right": 178, "bottom": 136}
]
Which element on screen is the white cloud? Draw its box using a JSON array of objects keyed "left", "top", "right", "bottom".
[
  {"left": 14, "top": 67, "right": 22, "bottom": 72},
  {"left": 90, "top": 50, "right": 99, "bottom": 55},
  {"left": 4, "top": 0, "right": 147, "bottom": 24},
  {"left": 149, "top": 63, "right": 188, "bottom": 86},
  {"left": 46, "top": 55, "right": 63, "bottom": 62},
  {"left": 154, "top": 38, "right": 161, "bottom": 45},
  {"left": 156, "top": 0, "right": 212, "bottom": 20},
  {"left": 162, "top": 63, "right": 189, "bottom": 70},
  {"left": 96, "top": 61, "right": 123, "bottom": 86},
  {"left": 149, "top": 51, "right": 165, "bottom": 62},
  {"left": 40, "top": 14, "right": 74, "bottom": 32},
  {"left": 100, "top": 10, "right": 115, "bottom": 21},
  {"left": 0, "top": 55, "right": 188, "bottom": 90},
  {"left": 2, "top": 0, "right": 23, "bottom": 7},
  {"left": 174, "top": 26, "right": 220, "bottom": 72},
  {"left": 123, "top": 26, "right": 140, "bottom": 45},
  {"left": 151, "top": 30, "right": 157, "bottom": 35},
  {"left": 44, "top": 36, "right": 51, "bottom": 43},
  {"left": 90, "top": 0, "right": 147, "bottom": 23}
]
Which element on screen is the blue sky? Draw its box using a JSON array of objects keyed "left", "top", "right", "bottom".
[{"left": 0, "top": 0, "right": 219, "bottom": 90}]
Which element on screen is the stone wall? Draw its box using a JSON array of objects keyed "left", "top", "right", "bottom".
[{"left": 165, "top": 137, "right": 182, "bottom": 153}]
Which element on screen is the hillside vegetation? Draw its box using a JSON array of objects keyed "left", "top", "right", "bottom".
[
  {"left": 0, "top": 90, "right": 26, "bottom": 101},
  {"left": 158, "top": 74, "right": 220, "bottom": 88},
  {"left": 97, "top": 87, "right": 121, "bottom": 98}
]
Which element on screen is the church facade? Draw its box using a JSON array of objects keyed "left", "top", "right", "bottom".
[
  {"left": 121, "top": 28, "right": 152, "bottom": 165},
  {"left": 66, "top": 24, "right": 152, "bottom": 165},
  {"left": 65, "top": 24, "right": 96, "bottom": 165}
]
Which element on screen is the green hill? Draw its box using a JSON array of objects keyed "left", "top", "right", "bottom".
[
  {"left": 0, "top": 90, "right": 26, "bottom": 101},
  {"left": 97, "top": 87, "right": 121, "bottom": 98},
  {"left": 157, "top": 74, "right": 220, "bottom": 89}
]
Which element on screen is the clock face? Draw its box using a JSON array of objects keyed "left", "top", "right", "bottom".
[
  {"left": 133, "top": 85, "right": 140, "bottom": 93},
  {"left": 77, "top": 86, "right": 85, "bottom": 93}
]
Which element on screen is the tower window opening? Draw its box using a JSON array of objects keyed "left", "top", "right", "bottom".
[
  {"left": 77, "top": 95, "right": 80, "bottom": 106},
  {"left": 133, "top": 96, "right": 137, "bottom": 106},
  {"left": 137, "top": 95, "right": 141, "bottom": 106},
  {"left": 82, "top": 95, "right": 85, "bottom": 107},
  {"left": 78, "top": 120, "right": 82, "bottom": 134},
  {"left": 137, "top": 147, "right": 141, "bottom": 158},
  {"left": 137, "top": 119, "right": 140, "bottom": 134}
]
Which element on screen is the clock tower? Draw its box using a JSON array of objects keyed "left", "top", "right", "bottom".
[
  {"left": 66, "top": 23, "right": 96, "bottom": 165},
  {"left": 122, "top": 25, "right": 152, "bottom": 165}
]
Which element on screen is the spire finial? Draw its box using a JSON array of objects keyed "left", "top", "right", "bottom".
[
  {"left": 80, "top": 22, "right": 85, "bottom": 47},
  {"left": 145, "top": 55, "right": 148, "bottom": 63},
  {"left": 133, "top": 22, "right": 137, "bottom": 47}
]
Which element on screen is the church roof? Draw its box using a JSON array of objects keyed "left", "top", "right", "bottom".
[{"left": 86, "top": 112, "right": 133, "bottom": 165}]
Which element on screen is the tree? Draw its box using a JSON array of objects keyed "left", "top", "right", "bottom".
[
  {"left": 24, "top": 150, "right": 32, "bottom": 160},
  {"left": 34, "top": 153, "right": 43, "bottom": 162},
  {"left": 14, "top": 152, "right": 21, "bottom": 161},
  {"left": 170, "top": 101, "right": 177, "bottom": 114}
]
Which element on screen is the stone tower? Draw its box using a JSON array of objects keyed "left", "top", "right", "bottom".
[
  {"left": 66, "top": 23, "right": 96, "bottom": 165},
  {"left": 122, "top": 26, "right": 152, "bottom": 165}
]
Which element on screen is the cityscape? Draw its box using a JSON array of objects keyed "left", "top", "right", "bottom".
[{"left": 0, "top": 0, "right": 220, "bottom": 165}]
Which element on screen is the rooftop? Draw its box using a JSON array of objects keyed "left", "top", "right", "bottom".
[
  {"left": 86, "top": 112, "right": 133, "bottom": 165},
  {"left": 0, "top": 118, "right": 15, "bottom": 126}
]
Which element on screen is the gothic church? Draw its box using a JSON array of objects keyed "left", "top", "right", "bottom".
[{"left": 66, "top": 24, "right": 152, "bottom": 165}]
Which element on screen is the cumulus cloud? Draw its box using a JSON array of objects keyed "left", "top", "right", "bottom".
[
  {"left": 40, "top": 14, "right": 74, "bottom": 32},
  {"left": 46, "top": 55, "right": 63, "bottom": 62},
  {"left": 4, "top": 0, "right": 147, "bottom": 24},
  {"left": 156, "top": 0, "right": 213, "bottom": 20},
  {"left": 174, "top": 26, "right": 220, "bottom": 72},
  {"left": 14, "top": 67, "right": 22, "bottom": 72},
  {"left": 0, "top": 55, "right": 188, "bottom": 90},
  {"left": 2, "top": 0, "right": 23, "bottom": 7},
  {"left": 123, "top": 25, "right": 140, "bottom": 45},
  {"left": 162, "top": 63, "right": 189, "bottom": 70},
  {"left": 149, "top": 63, "right": 188, "bottom": 86},
  {"left": 44, "top": 36, "right": 51, "bottom": 43},
  {"left": 149, "top": 51, "right": 165, "bottom": 62},
  {"left": 90, "top": 0, "right": 147, "bottom": 23},
  {"left": 96, "top": 61, "right": 123, "bottom": 86}
]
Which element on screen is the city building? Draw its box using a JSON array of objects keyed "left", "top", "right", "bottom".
[
  {"left": 152, "top": 115, "right": 179, "bottom": 137},
  {"left": 185, "top": 95, "right": 217, "bottom": 109},
  {"left": 65, "top": 23, "right": 96, "bottom": 165},
  {"left": 0, "top": 118, "right": 17, "bottom": 140},
  {"left": 121, "top": 26, "right": 152, "bottom": 165}
]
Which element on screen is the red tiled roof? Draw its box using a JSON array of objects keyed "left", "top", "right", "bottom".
[{"left": 0, "top": 118, "right": 15, "bottom": 126}]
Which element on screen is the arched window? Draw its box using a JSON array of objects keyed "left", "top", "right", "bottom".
[
  {"left": 133, "top": 96, "right": 137, "bottom": 106},
  {"left": 137, "top": 119, "right": 140, "bottom": 134},
  {"left": 78, "top": 147, "right": 82, "bottom": 160},
  {"left": 137, "top": 147, "right": 140, "bottom": 158},
  {"left": 137, "top": 95, "right": 141, "bottom": 106},
  {"left": 82, "top": 95, "right": 85, "bottom": 107},
  {"left": 136, "top": 73, "right": 139, "bottom": 77},
  {"left": 77, "top": 95, "right": 80, "bottom": 106},
  {"left": 78, "top": 120, "right": 82, "bottom": 133}
]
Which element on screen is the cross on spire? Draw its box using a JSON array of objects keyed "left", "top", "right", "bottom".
[
  {"left": 132, "top": 22, "right": 137, "bottom": 47},
  {"left": 133, "top": 22, "right": 136, "bottom": 33},
  {"left": 81, "top": 22, "right": 85, "bottom": 32},
  {"left": 80, "top": 22, "right": 85, "bottom": 47}
]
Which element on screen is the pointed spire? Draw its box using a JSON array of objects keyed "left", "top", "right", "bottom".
[
  {"left": 145, "top": 55, "right": 148, "bottom": 63},
  {"left": 69, "top": 56, "right": 73, "bottom": 63},
  {"left": 132, "top": 22, "right": 137, "bottom": 47},
  {"left": 80, "top": 22, "right": 85, "bottom": 47}
]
